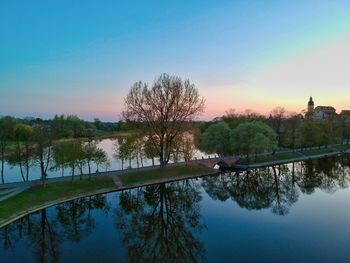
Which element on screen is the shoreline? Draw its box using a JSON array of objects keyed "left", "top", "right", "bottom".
[
  {"left": 234, "top": 151, "right": 350, "bottom": 170},
  {"left": 0, "top": 165, "right": 217, "bottom": 228},
  {"left": 1, "top": 149, "right": 350, "bottom": 228}
]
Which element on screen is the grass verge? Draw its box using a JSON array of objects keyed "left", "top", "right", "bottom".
[
  {"left": 0, "top": 192, "right": 10, "bottom": 199},
  {"left": 120, "top": 164, "right": 215, "bottom": 185},
  {"left": 0, "top": 176, "right": 116, "bottom": 226},
  {"left": 302, "top": 148, "right": 336, "bottom": 156},
  {"left": 253, "top": 152, "right": 301, "bottom": 164},
  {"left": 335, "top": 144, "right": 350, "bottom": 152},
  {"left": 251, "top": 146, "right": 350, "bottom": 164}
]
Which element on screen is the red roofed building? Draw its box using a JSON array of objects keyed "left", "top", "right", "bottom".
[
  {"left": 315, "top": 106, "right": 337, "bottom": 120},
  {"left": 307, "top": 97, "right": 337, "bottom": 120}
]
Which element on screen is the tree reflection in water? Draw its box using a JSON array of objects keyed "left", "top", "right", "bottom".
[
  {"left": 115, "top": 180, "right": 205, "bottom": 263},
  {"left": 203, "top": 156, "right": 350, "bottom": 216},
  {"left": 1, "top": 156, "right": 350, "bottom": 262},
  {"left": 297, "top": 157, "right": 350, "bottom": 194},
  {"left": 0, "top": 194, "right": 110, "bottom": 263}
]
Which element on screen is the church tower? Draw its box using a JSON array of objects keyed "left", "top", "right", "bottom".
[{"left": 308, "top": 96, "right": 314, "bottom": 113}]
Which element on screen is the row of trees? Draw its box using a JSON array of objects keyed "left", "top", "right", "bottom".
[
  {"left": 2, "top": 73, "right": 206, "bottom": 177},
  {"left": 0, "top": 116, "right": 109, "bottom": 184},
  {"left": 199, "top": 121, "right": 278, "bottom": 161},
  {"left": 197, "top": 106, "right": 350, "bottom": 160},
  {"left": 51, "top": 139, "right": 109, "bottom": 181},
  {"left": 114, "top": 132, "right": 196, "bottom": 170},
  {"left": 0, "top": 117, "right": 54, "bottom": 184},
  {"left": 217, "top": 107, "right": 350, "bottom": 149}
]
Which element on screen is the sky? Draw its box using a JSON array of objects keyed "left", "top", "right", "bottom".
[{"left": 1, "top": 0, "right": 350, "bottom": 121}]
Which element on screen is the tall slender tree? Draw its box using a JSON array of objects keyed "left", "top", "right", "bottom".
[
  {"left": 13, "top": 123, "right": 33, "bottom": 181},
  {"left": 32, "top": 125, "right": 53, "bottom": 186},
  {"left": 0, "top": 116, "right": 15, "bottom": 184}
]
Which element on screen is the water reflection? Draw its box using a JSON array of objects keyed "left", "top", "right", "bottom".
[
  {"left": 203, "top": 166, "right": 299, "bottom": 215},
  {"left": 202, "top": 156, "right": 350, "bottom": 215},
  {"left": 1, "top": 156, "right": 350, "bottom": 262},
  {"left": 1, "top": 195, "right": 110, "bottom": 263},
  {"left": 115, "top": 181, "right": 205, "bottom": 263},
  {"left": 297, "top": 157, "right": 350, "bottom": 194}
]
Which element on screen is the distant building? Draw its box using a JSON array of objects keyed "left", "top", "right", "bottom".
[
  {"left": 307, "top": 97, "right": 337, "bottom": 120},
  {"left": 340, "top": 110, "right": 350, "bottom": 122},
  {"left": 314, "top": 106, "right": 337, "bottom": 120}
]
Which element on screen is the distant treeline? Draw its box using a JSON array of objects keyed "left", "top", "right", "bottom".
[
  {"left": 0, "top": 115, "right": 124, "bottom": 184},
  {"left": 0, "top": 115, "right": 133, "bottom": 139},
  {"left": 196, "top": 107, "right": 350, "bottom": 159},
  {"left": 1, "top": 108, "right": 350, "bottom": 184},
  {"left": 0, "top": 115, "right": 197, "bottom": 185}
]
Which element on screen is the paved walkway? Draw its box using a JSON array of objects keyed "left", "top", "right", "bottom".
[
  {"left": 0, "top": 185, "right": 29, "bottom": 202},
  {"left": 111, "top": 174, "right": 123, "bottom": 188},
  {"left": 0, "top": 165, "right": 161, "bottom": 201}
]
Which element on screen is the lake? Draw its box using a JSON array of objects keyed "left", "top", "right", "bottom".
[{"left": 1, "top": 156, "right": 350, "bottom": 262}]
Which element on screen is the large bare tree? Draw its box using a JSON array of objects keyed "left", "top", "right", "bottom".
[{"left": 123, "top": 73, "right": 205, "bottom": 168}]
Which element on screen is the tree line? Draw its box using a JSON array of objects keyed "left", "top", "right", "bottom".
[
  {"left": 0, "top": 115, "right": 110, "bottom": 184},
  {"left": 198, "top": 107, "right": 350, "bottom": 160},
  {"left": 2, "top": 73, "right": 350, "bottom": 183},
  {"left": 0, "top": 114, "right": 198, "bottom": 185},
  {"left": 114, "top": 132, "right": 197, "bottom": 170}
]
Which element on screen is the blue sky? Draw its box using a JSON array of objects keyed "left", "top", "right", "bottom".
[{"left": 1, "top": 0, "right": 350, "bottom": 120}]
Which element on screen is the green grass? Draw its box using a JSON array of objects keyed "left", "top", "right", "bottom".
[
  {"left": 0, "top": 176, "right": 116, "bottom": 225},
  {"left": 251, "top": 145, "right": 349, "bottom": 165},
  {"left": 302, "top": 148, "right": 336, "bottom": 156},
  {"left": 253, "top": 152, "right": 300, "bottom": 163},
  {"left": 335, "top": 144, "right": 350, "bottom": 152},
  {"left": 0, "top": 192, "right": 10, "bottom": 199},
  {"left": 120, "top": 164, "right": 215, "bottom": 185},
  {"left": 0, "top": 164, "right": 215, "bottom": 226},
  {"left": 0, "top": 188, "right": 11, "bottom": 199},
  {"left": 92, "top": 130, "right": 136, "bottom": 138}
]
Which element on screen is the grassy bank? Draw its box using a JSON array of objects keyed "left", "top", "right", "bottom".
[
  {"left": 120, "top": 164, "right": 215, "bottom": 185},
  {"left": 92, "top": 130, "right": 136, "bottom": 139},
  {"left": 302, "top": 148, "right": 336, "bottom": 156},
  {"left": 0, "top": 164, "right": 215, "bottom": 227},
  {"left": 0, "top": 176, "right": 116, "bottom": 226},
  {"left": 0, "top": 192, "right": 9, "bottom": 199},
  {"left": 254, "top": 152, "right": 301, "bottom": 163},
  {"left": 335, "top": 144, "right": 350, "bottom": 152},
  {"left": 249, "top": 144, "right": 350, "bottom": 165}
]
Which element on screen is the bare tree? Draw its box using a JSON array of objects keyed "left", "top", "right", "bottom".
[
  {"left": 0, "top": 116, "right": 15, "bottom": 184},
  {"left": 270, "top": 106, "right": 287, "bottom": 147},
  {"left": 123, "top": 73, "right": 205, "bottom": 168},
  {"left": 180, "top": 134, "right": 196, "bottom": 165},
  {"left": 32, "top": 126, "right": 53, "bottom": 186}
]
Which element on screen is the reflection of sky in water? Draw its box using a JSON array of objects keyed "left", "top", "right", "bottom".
[
  {"left": 3, "top": 138, "right": 207, "bottom": 183},
  {"left": 2, "top": 157, "right": 350, "bottom": 262}
]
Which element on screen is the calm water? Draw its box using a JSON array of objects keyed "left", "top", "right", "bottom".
[{"left": 1, "top": 156, "right": 350, "bottom": 262}]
